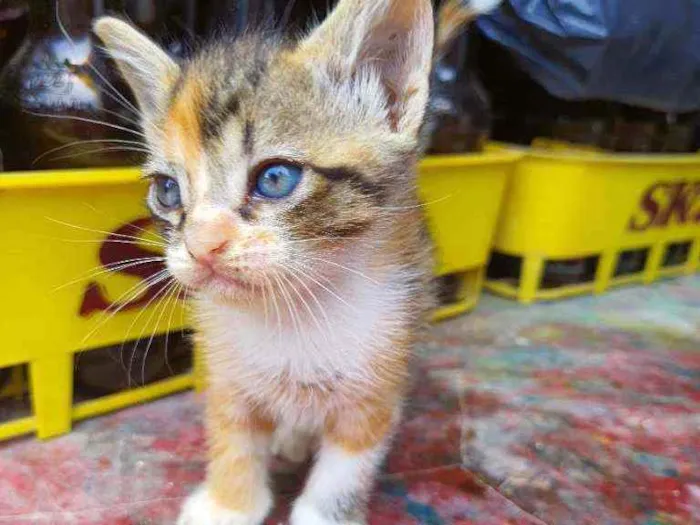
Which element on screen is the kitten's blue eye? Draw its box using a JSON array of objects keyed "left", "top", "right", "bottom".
[
  {"left": 254, "top": 164, "right": 302, "bottom": 199},
  {"left": 154, "top": 176, "right": 181, "bottom": 209}
]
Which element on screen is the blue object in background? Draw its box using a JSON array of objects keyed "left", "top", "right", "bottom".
[{"left": 478, "top": 0, "right": 700, "bottom": 112}]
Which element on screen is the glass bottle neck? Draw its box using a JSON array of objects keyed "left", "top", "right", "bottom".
[
  {"left": 28, "top": 0, "right": 99, "bottom": 35},
  {"left": 126, "top": 0, "right": 158, "bottom": 31}
]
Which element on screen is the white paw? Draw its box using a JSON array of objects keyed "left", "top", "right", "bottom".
[
  {"left": 177, "top": 487, "right": 271, "bottom": 525},
  {"left": 290, "top": 500, "right": 364, "bottom": 525}
]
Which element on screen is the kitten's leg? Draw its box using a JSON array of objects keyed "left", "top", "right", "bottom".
[
  {"left": 178, "top": 390, "right": 274, "bottom": 525},
  {"left": 290, "top": 402, "right": 400, "bottom": 525}
]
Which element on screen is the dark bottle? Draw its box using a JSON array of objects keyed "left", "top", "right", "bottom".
[
  {"left": 272, "top": 0, "right": 332, "bottom": 32},
  {"left": 196, "top": 0, "right": 246, "bottom": 38},
  {"left": 75, "top": 331, "right": 194, "bottom": 398},
  {"left": 611, "top": 120, "right": 657, "bottom": 153},
  {"left": 197, "top": 0, "right": 331, "bottom": 40},
  {"left": 0, "top": 0, "right": 139, "bottom": 171},
  {"left": 0, "top": 1, "right": 29, "bottom": 69},
  {"left": 655, "top": 113, "right": 696, "bottom": 153},
  {"left": 606, "top": 105, "right": 658, "bottom": 153},
  {"left": 614, "top": 249, "right": 647, "bottom": 277},
  {"left": 427, "top": 27, "right": 491, "bottom": 154},
  {"left": 550, "top": 101, "right": 610, "bottom": 149},
  {"left": 125, "top": 0, "right": 195, "bottom": 59},
  {"left": 541, "top": 258, "right": 597, "bottom": 289}
]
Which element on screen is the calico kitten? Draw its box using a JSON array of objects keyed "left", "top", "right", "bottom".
[{"left": 95, "top": 1, "right": 500, "bottom": 523}]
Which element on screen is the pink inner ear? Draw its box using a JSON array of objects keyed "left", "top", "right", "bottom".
[
  {"left": 303, "top": 0, "right": 433, "bottom": 134},
  {"left": 359, "top": 1, "right": 433, "bottom": 131}
]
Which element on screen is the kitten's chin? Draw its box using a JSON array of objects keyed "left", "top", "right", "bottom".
[
  {"left": 170, "top": 265, "right": 256, "bottom": 303},
  {"left": 195, "top": 271, "right": 257, "bottom": 300}
]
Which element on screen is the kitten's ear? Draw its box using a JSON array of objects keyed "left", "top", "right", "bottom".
[
  {"left": 301, "top": 0, "right": 434, "bottom": 137},
  {"left": 93, "top": 17, "right": 180, "bottom": 118}
]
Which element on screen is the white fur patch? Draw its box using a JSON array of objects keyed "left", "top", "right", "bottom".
[
  {"left": 290, "top": 501, "right": 363, "bottom": 525},
  {"left": 467, "top": 0, "right": 504, "bottom": 14},
  {"left": 177, "top": 486, "right": 272, "bottom": 525},
  {"left": 290, "top": 442, "right": 388, "bottom": 525},
  {"left": 197, "top": 253, "right": 417, "bottom": 426}
]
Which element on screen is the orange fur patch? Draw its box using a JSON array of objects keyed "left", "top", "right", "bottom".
[
  {"left": 324, "top": 336, "right": 412, "bottom": 454},
  {"left": 326, "top": 399, "right": 395, "bottom": 453},
  {"left": 206, "top": 389, "right": 275, "bottom": 512},
  {"left": 164, "top": 73, "right": 206, "bottom": 182}
]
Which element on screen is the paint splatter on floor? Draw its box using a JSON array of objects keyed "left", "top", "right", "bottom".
[{"left": 1, "top": 277, "right": 698, "bottom": 524}]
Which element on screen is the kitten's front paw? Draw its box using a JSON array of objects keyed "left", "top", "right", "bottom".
[
  {"left": 290, "top": 499, "right": 365, "bottom": 525},
  {"left": 177, "top": 487, "right": 271, "bottom": 525}
]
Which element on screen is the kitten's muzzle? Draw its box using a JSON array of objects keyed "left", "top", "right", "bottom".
[
  {"left": 184, "top": 208, "right": 238, "bottom": 263},
  {"left": 185, "top": 239, "right": 229, "bottom": 267}
]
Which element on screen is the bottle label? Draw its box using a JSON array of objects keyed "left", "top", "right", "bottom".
[{"left": 20, "top": 36, "right": 101, "bottom": 112}]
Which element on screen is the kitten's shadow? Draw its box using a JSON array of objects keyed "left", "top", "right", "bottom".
[{"left": 265, "top": 459, "right": 312, "bottom": 523}]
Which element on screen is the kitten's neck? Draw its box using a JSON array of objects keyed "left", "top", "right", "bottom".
[{"left": 195, "top": 246, "right": 417, "bottom": 381}]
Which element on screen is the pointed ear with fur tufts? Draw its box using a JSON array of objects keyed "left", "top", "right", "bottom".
[
  {"left": 301, "top": 0, "right": 434, "bottom": 138},
  {"left": 93, "top": 16, "right": 180, "bottom": 119}
]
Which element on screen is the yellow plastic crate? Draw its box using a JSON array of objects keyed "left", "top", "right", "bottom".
[
  {"left": 0, "top": 168, "right": 200, "bottom": 442},
  {"left": 486, "top": 147, "right": 700, "bottom": 303},
  {"left": 420, "top": 150, "right": 520, "bottom": 319},
  {"left": 0, "top": 151, "right": 517, "bottom": 441}
]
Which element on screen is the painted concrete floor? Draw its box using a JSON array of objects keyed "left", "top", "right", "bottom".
[{"left": 1, "top": 277, "right": 699, "bottom": 524}]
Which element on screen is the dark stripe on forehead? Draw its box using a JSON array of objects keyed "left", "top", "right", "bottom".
[
  {"left": 310, "top": 165, "right": 386, "bottom": 204},
  {"left": 201, "top": 94, "right": 241, "bottom": 142},
  {"left": 246, "top": 48, "right": 270, "bottom": 88},
  {"left": 243, "top": 120, "right": 254, "bottom": 156}
]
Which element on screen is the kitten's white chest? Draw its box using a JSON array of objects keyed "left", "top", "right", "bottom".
[{"left": 196, "top": 272, "right": 411, "bottom": 422}]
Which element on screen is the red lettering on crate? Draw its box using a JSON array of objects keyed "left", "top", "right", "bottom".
[
  {"left": 628, "top": 181, "right": 700, "bottom": 231},
  {"left": 79, "top": 218, "right": 169, "bottom": 317}
]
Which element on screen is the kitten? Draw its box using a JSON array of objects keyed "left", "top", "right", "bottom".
[{"left": 95, "top": 1, "right": 500, "bottom": 523}]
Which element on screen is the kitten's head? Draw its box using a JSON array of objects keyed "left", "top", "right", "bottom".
[{"left": 95, "top": 0, "right": 434, "bottom": 305}]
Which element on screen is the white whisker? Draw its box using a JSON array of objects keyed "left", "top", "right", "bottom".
[
  {"left": 80, "top": 269, "right": 171, "bottom": 344},
  {"left": 53, "top": 256, "right": 165, "bottom": 292},
  {"left": 48, "top": 146, "right": 149, "bottom": 163},
  {"left": 55, "top": 2, "right": 143, "bottom": 119},
  {"left": 57, "top": 238, "right": 166, "bottom": 249},
  {"left": 23, "top": 110, "right": 148, "bottom": 139},
  {"left": 33, "top": 139, "right": 147, "bottom": 166},
  {"left": 278, "top": 269, "right": 327, "bottom": 341},
  {"left": 377, "top": 193, "right": 453, "bottom": 211},
  {"left": 162, "top": 282, "right": 185, "bottom": 376},
  {"left": 272, "top": 272, "right": 303, "bottom": 345},
  {"left": 287, "top": 261, "right": 358, "bottom": 311},
  {"left": 305, "top": 256, "right": 380, "bottom": 285},
  {"left": 264, "top": 273, "right": 283, "bottom": 341},
  {"left": 45, "top": 217, "right": 162, "bottom": 244},
  {"left": 123, "top": 278, "right": 178, "bottom": 386},
  {"left": 139, "top": 279, "right": 182, "bottom": 385}
]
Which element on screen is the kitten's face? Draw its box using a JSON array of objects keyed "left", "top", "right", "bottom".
[
  {"left": 144, "top": 38, "right": 408, "bottom": 302},
  {"left": 96, "top": 0, "right": 434, "bottom": 305}
]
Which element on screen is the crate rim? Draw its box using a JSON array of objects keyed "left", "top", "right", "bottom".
[
  {"left": 0, "top": 167, "right": 142, "bottom": 190},
  {"left": 2, "top": 149, "right": 524, "bottom": 191},
  {"left": 421, "top": 148, "right": 523, "bottom": 169},
  {"left": 502, "top": 143, "right": 700, "bottom": 166}
]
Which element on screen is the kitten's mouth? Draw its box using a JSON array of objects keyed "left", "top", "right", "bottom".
[{"left": 196, "top": 267, "right": 253, "bottom": 291}]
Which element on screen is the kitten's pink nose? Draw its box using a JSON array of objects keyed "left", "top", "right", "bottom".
[{"left": 185, "top": 208, "right": 237, "bottom": 264}]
